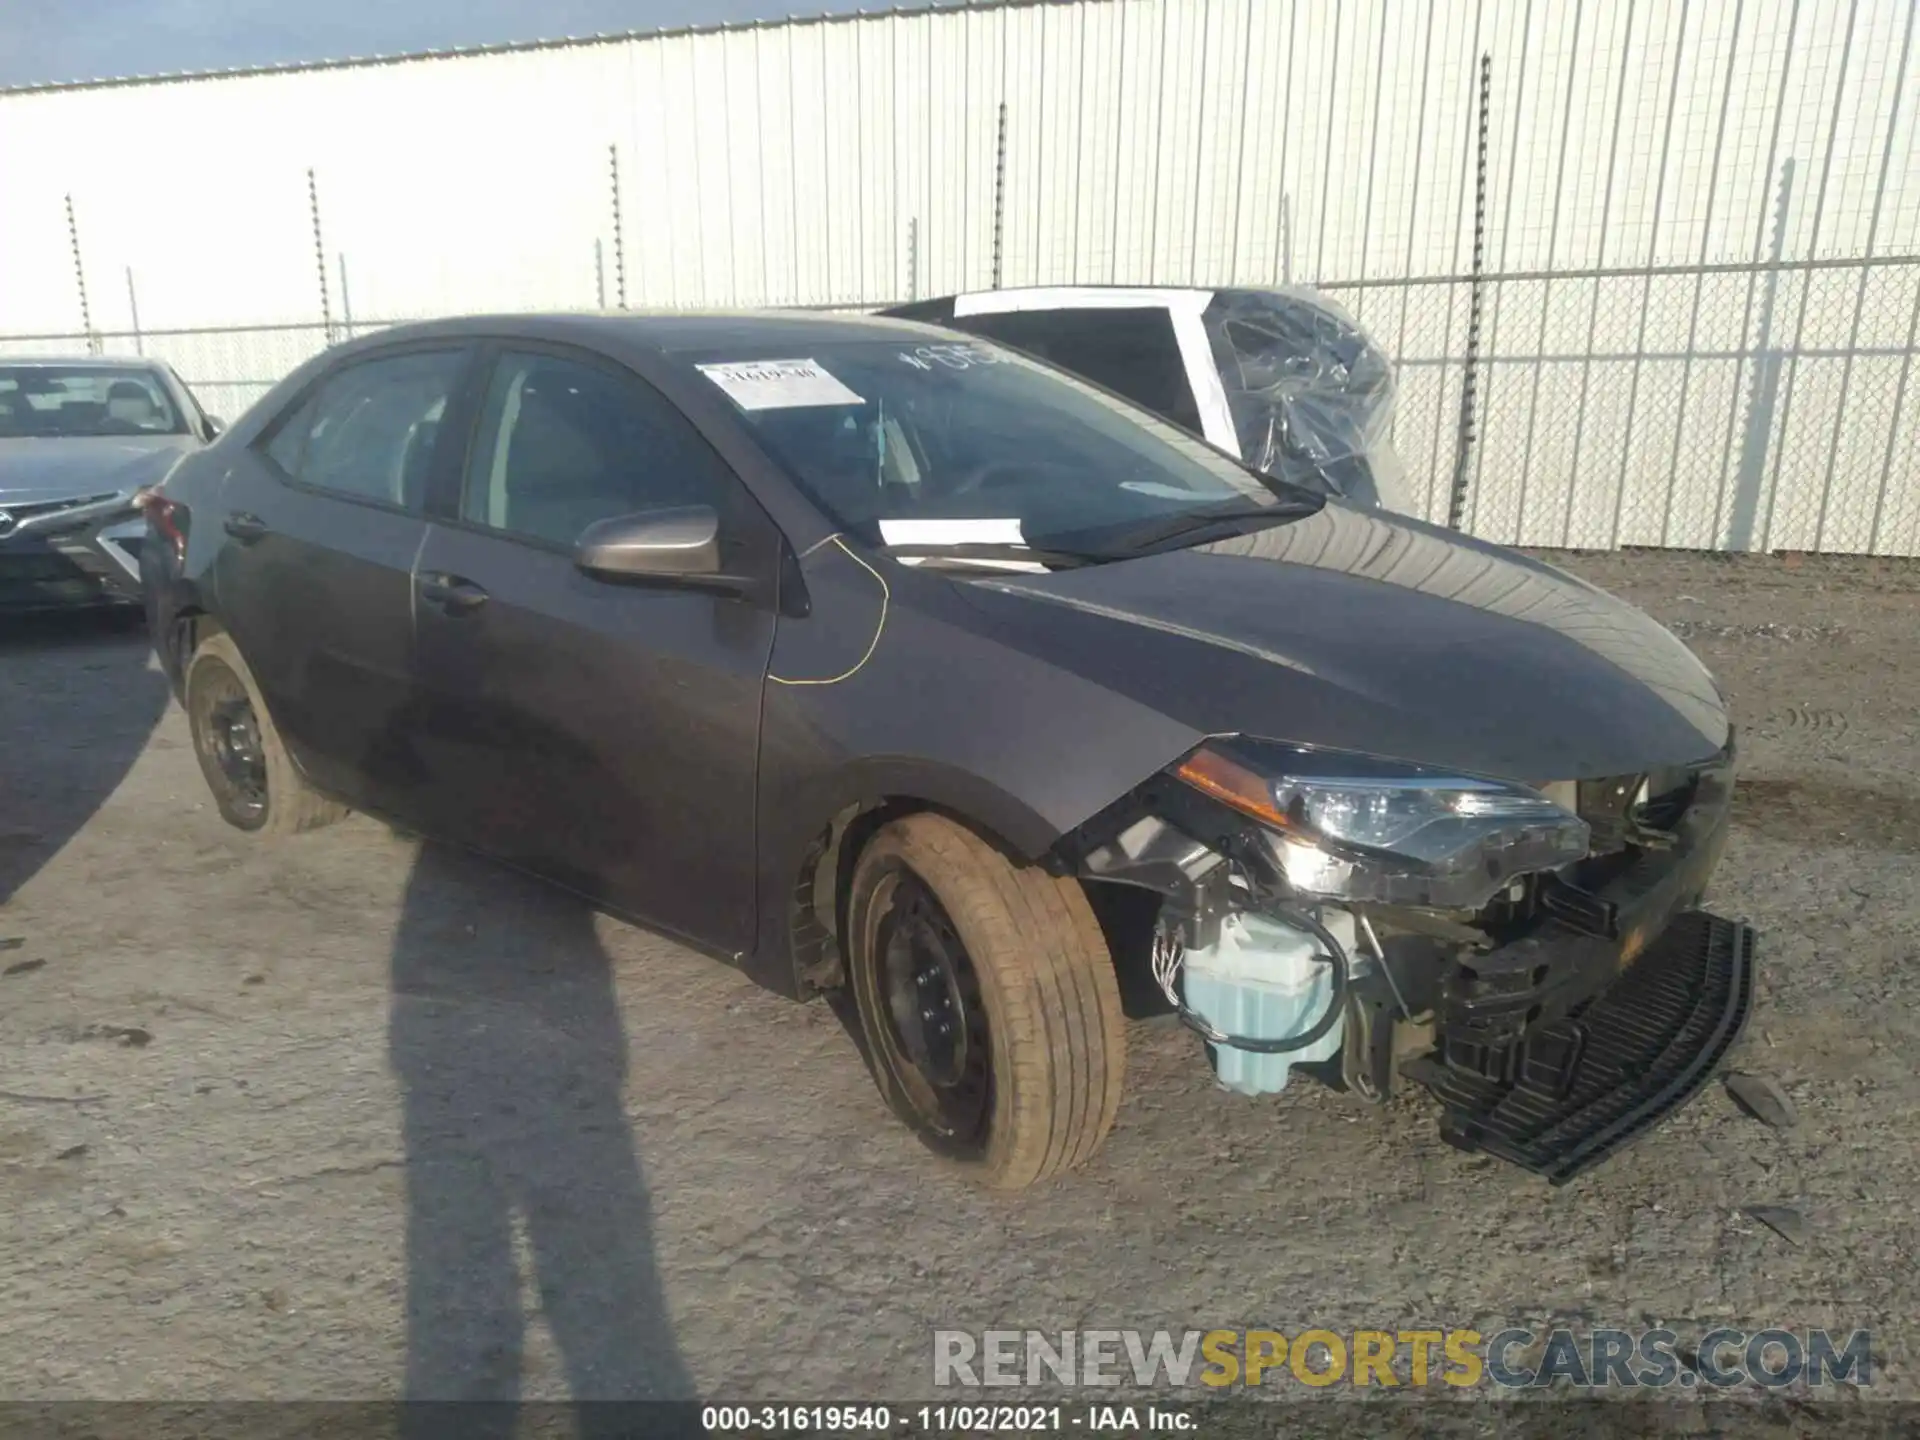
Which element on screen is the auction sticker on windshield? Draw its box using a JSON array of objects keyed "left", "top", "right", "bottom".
[{"left": 697, "top": 358, "right": 864, "bottom": 410}]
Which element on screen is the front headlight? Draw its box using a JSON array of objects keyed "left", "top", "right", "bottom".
[{"left": 1174, "top": 740, "right": 1591, "bottom": 910}]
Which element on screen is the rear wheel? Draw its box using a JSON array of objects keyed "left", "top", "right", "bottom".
[
  {"left": 184, "top": 633, "right": 346, "bottom": 835},
  {"left": 847, "top": 813, "right": 1127, "bottom": 1190}
]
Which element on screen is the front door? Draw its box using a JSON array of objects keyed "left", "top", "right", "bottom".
[
  {"left": 411, "top": 345, "right": 778, "bottom": 953},
  {"left": 215, "top": 345, "right": 470, "bottom": 814}
]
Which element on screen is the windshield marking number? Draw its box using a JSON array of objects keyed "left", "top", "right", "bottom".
[{"left": 898, "top": 344, "right": 1004, "bottom": 372}]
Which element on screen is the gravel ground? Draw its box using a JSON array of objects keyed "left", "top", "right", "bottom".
[{"left": 1, "top": 550, "right": 1915, "bottom": 1408}]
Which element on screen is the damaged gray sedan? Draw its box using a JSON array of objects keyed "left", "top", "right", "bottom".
[{"left": 142, "top": 311, "right": 1752, "bottom": 1190}]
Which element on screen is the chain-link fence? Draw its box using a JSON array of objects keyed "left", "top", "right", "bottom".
[
  {"left": 5, "top": 0, "right": 1917, "bottom": 554},
  {"left": 0, "top": 320, "right": 352, "bottom": 422},
  {"left": 6, "top": 251, "right": 1916, "bottom": 556},
  {"left": 1329, "top": 253, "right": 1920, "bottom": 554}
]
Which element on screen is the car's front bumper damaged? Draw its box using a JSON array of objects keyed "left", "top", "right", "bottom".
[
  {"left": 1064, "top": 738, "right": 1755, "bottom": 1183},
  {"left": 1407, "top": 910, "right": 1754, "bottom": 1184},
  {"left": 0, "top": 491, "right": 144, "bottom": 610},
  {"left": 1402, "top": 746, "right": 1754, "bottom": 1182}
]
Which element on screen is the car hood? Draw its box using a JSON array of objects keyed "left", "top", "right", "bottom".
[
  {"left": 953, "top": 503, "right": 1729, "bottom": 783},
  {"left": 0, "top": 435, "right": 198, "bottom": 504}
]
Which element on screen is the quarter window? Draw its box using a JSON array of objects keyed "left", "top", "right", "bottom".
[
  {"left": 461, "top": 351, "right": 737, "bottom": 549},
  {"left": 262, "top": 349, "right": 464, "bottom": 510}
]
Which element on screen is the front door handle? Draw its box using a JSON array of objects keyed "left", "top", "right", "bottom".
[
  {"left": 418, "top": 571, "right": 489, "bottom": 614},
  {"left": 223, "top": 511, "right": 269, "bottom": 542}
]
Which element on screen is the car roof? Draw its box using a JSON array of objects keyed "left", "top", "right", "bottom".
[
  {"left": 358, "top": 308, "right": 953, "bottom": 356},
  {"left": 0, "top": 354, "right": 171, "bottom": 369},
  {"left": 902, "top": 285, "right": 1216, "bottom": 306},
  {"left": 888, "top": 284, "right": 1346, "bottom": 314}
]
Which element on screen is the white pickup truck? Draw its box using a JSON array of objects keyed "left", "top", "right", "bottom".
[{"left": 885, "top": 285, "right": 1411, "bottom": 514}]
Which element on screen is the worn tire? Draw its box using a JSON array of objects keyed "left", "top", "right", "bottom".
[
  {"left": 184, "top": 632, "right": 348, "bottom": 836},
  {"left": 848, "top": 812, "right": 1127, "bottom": 1190}
]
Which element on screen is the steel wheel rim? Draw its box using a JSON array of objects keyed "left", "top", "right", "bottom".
[
  {"left": 872, "top": 870, "right": 994, "bottom": 1148},
  {"left": 194, "top": 666, "right": 268, "bottom": 820}
]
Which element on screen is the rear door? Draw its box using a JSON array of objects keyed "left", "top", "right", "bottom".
[
  {"left": 216, "top": 345, "right": 472, "bottom": 816},
  {"left": 410, "top": 344, "right": 780, "bottom": 952}
]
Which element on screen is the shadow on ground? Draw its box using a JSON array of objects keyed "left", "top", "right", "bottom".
[
  {"left": 389, "top": 842, "right": 702, "bottom": 1437},
  {"left": 0, "top": 607, "right": 166, "bottom": 905},
  {"left": 1733, "top": 774, "right": 1920, "bottom": 854}
]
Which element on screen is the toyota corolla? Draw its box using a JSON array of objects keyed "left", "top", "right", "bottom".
[{"left": 140, "top": 311, "right": 1754, "bottom": 1189}]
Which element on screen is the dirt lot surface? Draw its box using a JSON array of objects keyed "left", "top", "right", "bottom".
[{"left": 2, "top": 551, "right": 1916, "bottom": 1408}]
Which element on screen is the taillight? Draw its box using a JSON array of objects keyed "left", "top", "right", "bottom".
[{"left": 135, "top": 488, "right": 189, "bottom": 564}]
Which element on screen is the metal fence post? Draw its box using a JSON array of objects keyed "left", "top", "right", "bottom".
[
  {"left": 1276, "top": 192, "right": 1293, "bottom": 286},
  {"left": 991, "top": 101, "right": 1008, "bottom": 290},
  {"left": 126, "top": 267, "right": 143, "bottom": 356},
  {"left": 308, "top": 169, "right": 334, "bottom": 343},
  {"left": 1815, "top": 0, "right": 1917, "bottom": 549},
  {"left": 596, "top": 239, "right": 607, "bottom": 310},
  {"left": 338, "top": 253, "right": 354, "bottom": 340},
  {"left": 907, "top": 217, "right": 920, "bottom": 302},
  {"left": 609, "top": 144, "right": 628, "bottom": 310},
  {"left": 65, "top": 195, "right": 99, "bottom": 355},
  {"left": 1446, "top": 53, "right": 1493, "bottom": 533},
  {"left": 1867, "top": 269, "right": 1920, "bottom": 553},
  {"left": 1728, "top": 158, "right": 1796, "bottom": 552}
]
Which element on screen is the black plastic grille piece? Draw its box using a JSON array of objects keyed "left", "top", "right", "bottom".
[
  {"left": 0, "top": 547, "right": 105, "bottom": 609},
  {"left": 1406, "top": 911, "right": 1756, "bottom": 1185}
]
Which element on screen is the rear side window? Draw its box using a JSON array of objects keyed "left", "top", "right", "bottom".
[
  {"left": 261, "top": 349, "right": 465, "bottom": 510},
  {"left": 461, "top": 350, "right": 739, "bottom": 549},
  {"left": 949, "top": 307, "right": 1204, "bottom": 434}
]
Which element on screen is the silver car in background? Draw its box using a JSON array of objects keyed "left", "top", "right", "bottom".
[{"left": 0, "top": 357, "right": 220, "bottom": 612}]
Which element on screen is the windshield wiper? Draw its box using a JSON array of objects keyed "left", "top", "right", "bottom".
[
  {"left": 884, "top": 542, "right": 1107, "bottom": 571},
  {"left": 1101, "top": 496, "right": 1325, "bottom": 556}
]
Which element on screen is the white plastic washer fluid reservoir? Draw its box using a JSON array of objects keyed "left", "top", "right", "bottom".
[{"left": 1180, "top": 908, "right": 1353, "bottom": 1095}]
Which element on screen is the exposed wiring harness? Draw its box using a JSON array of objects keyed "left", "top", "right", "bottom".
[{"left": 1151, "top": 860, "right": 1351, "bottom": 1055}]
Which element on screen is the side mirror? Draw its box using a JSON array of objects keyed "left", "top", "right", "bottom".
[
  {"left": 575, "top": 505, "right": 746, "bottom": 590},
  {"left": 204, "top": 416, "right": 226, "bottom": 438}
]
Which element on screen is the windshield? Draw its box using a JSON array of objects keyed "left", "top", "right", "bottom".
[
  {"left": 681, "top": 339, "right": 1318, "bottom": 556},
  {"left": 0, "top": 365, "right": 187, "bottom": 439}
]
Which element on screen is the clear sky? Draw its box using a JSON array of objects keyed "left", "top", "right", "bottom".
[{"left": 0, "top": 0, "right": 925, "bottom": 88}]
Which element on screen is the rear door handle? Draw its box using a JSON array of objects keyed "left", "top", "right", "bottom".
[
  {"left": 418, "top": 571, "right": 489, "bottom": 614},
  {"left": 223, "top": 511, "right": 269, "bottom": 542}
]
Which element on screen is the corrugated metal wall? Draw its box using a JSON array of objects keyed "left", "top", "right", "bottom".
[{"left": 3, "top": 0, "right": 1916, "bottom": 552}]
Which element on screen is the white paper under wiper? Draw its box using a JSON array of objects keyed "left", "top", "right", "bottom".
[{"left": 877, "top": 518, "right": 1051, "bottom": 573}]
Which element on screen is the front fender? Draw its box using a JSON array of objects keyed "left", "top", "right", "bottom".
[
  {"left": 741, "top": 551, "right": 1204, "bottom": 997},
  {"left": 744, "top": 719, "right": 1070, "bottom": 997}
]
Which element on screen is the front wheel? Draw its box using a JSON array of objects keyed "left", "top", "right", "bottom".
[
  {"left": 847, "top": 813, "right": 1127, "bottom": 1190},
  {"left": 184, "top": 633, "right": 347, "bottom": 835}
]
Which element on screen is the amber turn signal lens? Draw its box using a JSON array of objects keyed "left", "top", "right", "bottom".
[{"left": 1174, "top": 745, "right": 1293, "bottom": 830}]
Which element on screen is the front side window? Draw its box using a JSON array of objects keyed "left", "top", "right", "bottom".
[
  {"left": 677, "top": 338, "right": 1309, "bottom": 558},
  {"left": 461, "top": 351, "right": 738, "bottom": 549},
  {"left": 263, "top": 349, "right": 463, "bottom": 509},
  {"left": 0, "top": 365, "right": 186, "bottom": 438}
]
